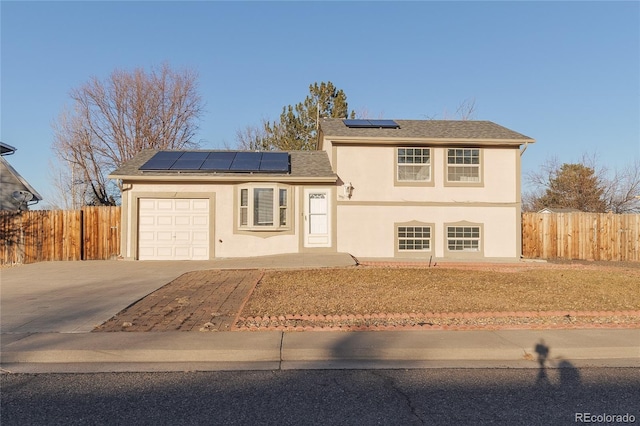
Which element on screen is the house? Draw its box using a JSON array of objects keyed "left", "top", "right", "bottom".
[
  {"left": 0, "top": 142, "right": 42, "bottom": 211},
  {"left": 537, "top": 207, "right": 581, "bottom": 214},
  {"left": 110, "top": 119, "right": 534, "bottom": 261}
]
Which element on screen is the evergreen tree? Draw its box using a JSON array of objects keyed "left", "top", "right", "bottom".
[
  {"left": 264, "top": 81, "right": 354, "bottom": 150},
  {"left": 534, "top": 163, "right": 606, "bottom": 212}
]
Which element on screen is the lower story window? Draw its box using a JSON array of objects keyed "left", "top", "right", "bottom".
[
  {"left": 239, "top": 185, "right": 289, "bottom": 230},
  {"left": 447, "top": 226, "right": 480, "bottom": 251},
  {"left": 398, "top": 226, "right": 431, "bottom": 251}
]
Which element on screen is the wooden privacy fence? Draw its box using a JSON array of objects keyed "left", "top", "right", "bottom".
[
  {"left": 1, "top": 207, "right": 120, "bottom": 265},
  {"left": 522, "top": 212, "right": 640, "bottom": 261}
]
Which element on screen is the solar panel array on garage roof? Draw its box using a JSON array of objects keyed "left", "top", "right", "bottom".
[
  {"left": 139, "top": 151, "right": 290, "bottom": 173},
  {"left": 343, "top": 119, "right": 400, "bottom": 129}
]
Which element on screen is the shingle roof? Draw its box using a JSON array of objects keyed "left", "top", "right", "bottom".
[
  {"left": 320, "top": 118, "right": 534, "bottom": 142},
  {"left": 1, "top": 156, "right": 43, "bottom": 210},
  {"left": 109, "top": 149, "right": 336, "bottom": 182}
]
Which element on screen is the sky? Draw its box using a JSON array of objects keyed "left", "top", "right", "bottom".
[{"left": 2, "top": 1, "right": 639, "bottom": 207}]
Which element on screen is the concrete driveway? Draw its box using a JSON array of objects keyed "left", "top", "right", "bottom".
[{"left": 0, "top": 254, "right": 356, "bottom": 333}]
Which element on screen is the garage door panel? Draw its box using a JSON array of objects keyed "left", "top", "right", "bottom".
[
  {"left": 157, "top": 231, "right": 173, "bottom": 241},
  {"left": 175, "top": 200, "right": 191, "bottom": 210},
  {"left": 192, "top": 232, "right": 208, "bottom": 242},
  {"left": 139, "top": 247, "right": 154, "bottom": 257},
  {"left": 139, "top": 199, "right": 155, "bottom": 209},
  {"left": 192, "top": 200, "right": 208, "bottom": 210},
  {"left": 139, "top": 216, "right": 155, "bottom": 225},
  {"left": 157, "top": 216, "right": 173, "bottom": 226},
  {"left": 193, "top": 216, "right": 208, "bottom": 226},
  {"left": 174, "top": 247, "right": 190, "bottom": 257},
  {"left": 193, "top": 247, "right": 208, "bottom": 257},
  {"left": 157, "top": 247, "right": 173, "bottom": 257},
  {"left": 175, "top": 216, "right": 191, "bottom": 226},
  {"left": 139, "top": 231, "right": 155, "bottom": 241},
  {"left": 138, "top": 198, "right": 210, "bottom": 260},
  {"left": 174, "top": 231, "right": 191, "bottom": 241}
]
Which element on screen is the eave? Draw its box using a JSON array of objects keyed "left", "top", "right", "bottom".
[
  {"left": 323, "top": 136, "right": 535, "bottom": 147},
  {"left": 109, "top": 173, "right": 338, "bottom": 184}
]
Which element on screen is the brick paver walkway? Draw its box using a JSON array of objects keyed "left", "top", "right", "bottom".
[{"left": 94, "top": 269, "right": 262, "bottom": 332}]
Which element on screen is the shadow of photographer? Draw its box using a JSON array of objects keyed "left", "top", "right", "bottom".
[{"left": 535, "top": 339, "right": 581, "bottom": 389}]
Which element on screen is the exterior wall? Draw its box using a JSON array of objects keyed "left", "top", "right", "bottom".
[
  {"left": 336, "top": 205, "right": 519, "bottom": 259},
  {"left": 332, "top": 144, "right": 519, "bottom": 203},
  {"left": 121, "top": 181, "right": 334, "bottom": 260},
  {"left": 324, "top": 139, "right": 523, "bottom": 259}
]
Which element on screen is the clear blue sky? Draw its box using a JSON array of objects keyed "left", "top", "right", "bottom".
[{"left": 2, "top": 1, "right": 639, "bottom": 206}]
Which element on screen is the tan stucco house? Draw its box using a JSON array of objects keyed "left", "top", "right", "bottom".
[{"left": 110, "top": 119, "right": 534, "bottom": 261}]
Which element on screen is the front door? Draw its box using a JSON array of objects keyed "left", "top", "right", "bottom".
[{"left": 304, "top": 189, "right": 330, "bottom": 247}]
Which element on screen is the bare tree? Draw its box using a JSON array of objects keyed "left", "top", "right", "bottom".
[
  {"left": 424, "top": 97, "right": 478, "bottom": 121},
  {"left": 454, "top": 97, "right": 477, "bottom": 120},
  {"left": 52, "top": 63, "right": 204, "bottom": 205},
  {"left": 234, "top": 118, "right": 272, "bottom": 151},
  {"left": 43, "top": 159, "right": 90, "bottom": 209},
  {"left": 602, "top": 159, "right": 640, "bottom": 213}
]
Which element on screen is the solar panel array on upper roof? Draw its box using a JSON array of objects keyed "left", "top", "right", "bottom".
[
  {"left": 139, "top": 151, "right": 290, "bottom": 173},
  {"left": 343, "top": 119, "right": 399, "bottom": 129}
]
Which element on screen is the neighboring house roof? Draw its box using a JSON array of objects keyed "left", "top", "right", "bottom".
[
  {"left": 109, "top": 149, "right": 337, "bottom": 183},
  {"left": 0, "top": 142, "right": 17, "bottom": 155},
  {"left": 0, "top": 156, "right": 43, "bottom": 211},
  {"left": 537, "top": 207, "right": 582, "bottom": 214},
  {"left": 319, "top": 119, "right": 535, "bottom": 146}
]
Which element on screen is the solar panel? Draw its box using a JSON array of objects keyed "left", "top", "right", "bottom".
[
  {"left": 139, "top": 151, "right": 290, "bottom": 173},
  {"left": 200, "top": 152, "right": 236, "bottom": 171},
  {"left": 229, "top": 152, "right": 262, "bottom": 172},
  {"left": 259, "top": 152, "right": 289, "bottom": 172},
  {"left": 367, "top": 119, "right": 400, "bottom": 128},
  {"left": 139, "top": 151, "right": 182, "bottom": 170},
  {"left": 171, "top": 151, "right": 208, "bottom": 170},
  {"left": 179, "top": 151, "right": 210, "bottom": 160},
  {"left": 343, "top": 119, "right": 399, "bottom": 129},
  {"left": 343, "top": 119, "right": 372, "bottom": 128}
]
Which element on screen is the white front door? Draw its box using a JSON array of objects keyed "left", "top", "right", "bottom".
[
  {"left": 138, "top": 198, "right": 210, "bottom": 260},
  {"left": 304, "top": 189, "right": 330, "bottom": 247}
]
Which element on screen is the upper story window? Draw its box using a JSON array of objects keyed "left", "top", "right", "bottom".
[
  {"left": 239, "top": 185, "right": 289, "bottom": 230},
  {"left": 397, "top": 148, "right": 431, "bottom": 182},
  {"left": 447, "top": 148, "right": 481, "bottom": 183}
]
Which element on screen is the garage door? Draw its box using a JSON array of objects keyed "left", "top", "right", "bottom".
[{"left": 138, "top": 198, "right": 210, "bottom": 260}]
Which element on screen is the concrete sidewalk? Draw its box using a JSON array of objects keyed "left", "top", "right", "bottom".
[{"left": 2, "top": 329, "right": 638, "bottom": 373}]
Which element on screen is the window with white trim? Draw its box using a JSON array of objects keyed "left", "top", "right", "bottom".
[
  {"left": 447, "top": 148, "right": 480, "bottom": 182},
  {"left": 397, "top": 148, "right": 431, "bottom": 181},
  {"left": 239, "top": 185, "right": 289, "bottom": 230},
  {"left": 447, "top": 226, "right": 480, "bottom": 251},
  {"left": 398, "top": 226, "right": 432, "bottom": 251}
]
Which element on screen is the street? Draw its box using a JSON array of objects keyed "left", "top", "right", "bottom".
[{"left": 2, "top": 367, "right": 638, "bottom": 425}]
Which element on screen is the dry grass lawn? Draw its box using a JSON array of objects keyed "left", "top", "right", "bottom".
[{"left": 242, "top": 265, "right": 640, "bottom": 316}]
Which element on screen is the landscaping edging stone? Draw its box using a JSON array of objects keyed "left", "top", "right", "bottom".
[{"left": 233, "top": 310, "right": 640, "bottom": 332}]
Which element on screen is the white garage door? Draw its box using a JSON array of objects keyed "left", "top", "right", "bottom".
[{"left": 138, "top": 198, "right": 210, "bottom": 260}]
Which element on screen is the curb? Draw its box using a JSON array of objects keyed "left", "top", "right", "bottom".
[{"left": 3, "top": 329, "right": 639, "bottom": 373}]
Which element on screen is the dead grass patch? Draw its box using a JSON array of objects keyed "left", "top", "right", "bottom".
[{"left": 242, "top": 266, "right": 640, "bottom": 316}]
